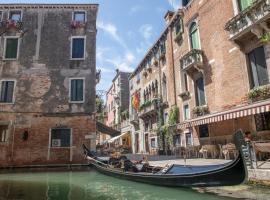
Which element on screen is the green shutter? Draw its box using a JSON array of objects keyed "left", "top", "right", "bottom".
[
  {"left": 5, "top": 38, "right": 18, "bottom": 59},
  {"left": 189, "top": 23, "right": 200, "bottom": 49},
  {"left": 238, "top": 0, "right": 253, "bottom": 11}
]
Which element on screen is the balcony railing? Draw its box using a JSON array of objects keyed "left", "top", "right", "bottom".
[
  {"left": 1, "top": 20, "right": 23, "bottom": 30},
  {"left": 225, "top": 0, "right": 270, "bottom": 40},
  {"left": 130, "top": 113, "right": 139, "bottom": 124},
  {"left": 180, "top": 49, "right": 204, "bottom": 72}
]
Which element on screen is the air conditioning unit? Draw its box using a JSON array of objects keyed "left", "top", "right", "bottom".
[{"left": 51, "top": 139, "right": 61, "bottom": 147}]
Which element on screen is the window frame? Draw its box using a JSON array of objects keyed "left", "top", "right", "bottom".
[
  {"left": 72, "top": 10, "right": 87, "bottom": 23},
  {"left": 194, "top": 74, "right": 207, "bottom": 106},
  {"left": 69, "top": 77, "right": 85, "bottom": 103},
  {"left": 49, "top": 128, "right": 72, "bottom": 149},
  {"left": 3, "top": 36, "right": 20, "bottom": 60},
  {"left": 188, "top": 20, "right": 201, "bottom": 50},
  {"left": 0, "top": 79, "right": 16, "bottom": 104},
  {"left": 70, "top": 36, "right": 86, "bottom": 60},
  {"left": 183, "top": 103, "right": 190, "bottom": 121},
  {"left": 0, "top": 11, "right": 3, "bottom": 22},
  {"left": 185, "top": 130, "right": 193, "bottom": 147},
  {"left": 0, "top": 125, "right": 9, "bottom": 143},
  {"left": 8, "top": 10, "right": 23, "bottom": 21}
]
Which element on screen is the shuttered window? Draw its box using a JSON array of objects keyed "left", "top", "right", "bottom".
[
  {"left": 5, "top": 38, "right": 19, "bottom": 59},
  {"left": 51, "top": 128, "right": 71, "bottom": 147},
  {"left": 70, "top": 79, "right": 84, "bottom": 102},
  {"left": 71, "top": 37, "right": 85, "bottom": 59},
  {"left": 238, "top": 0, "right": 253, "bottom": 11},
  {"left": 0, "top": 81, "right": 15, "bottom": 103},
  {"left": 189, "top": 22, "right": 200, "bottom": 49},
  {"left": 248, "top": 46, "right": 269, "bottom": 88},
  {"left": 195, "top": 76, "right": 206, "bottom": 106}
]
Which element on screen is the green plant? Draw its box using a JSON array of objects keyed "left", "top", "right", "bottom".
[
  {"left": 168, "top": 106, "right": 179, "bottom": 125},
  {"left": 121, "top": 109, "right": 129, "bottom": 120},
  {"left": 247, "top": 85, "right": 270, "bottom": 101},
  {"left": 192, "top": 105, "right": 209, "bottom": 116},
  {"left": 261, "top": 32, "right": 270, "bottom": 43},
  {"left": 139, "top": 100, "right": 152, "bottom": 110}
]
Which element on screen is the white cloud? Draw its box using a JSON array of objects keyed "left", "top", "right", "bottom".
[
  {"left": 167, "top": 0, "right": 181, "bottom": 10},
  {"left": 97, "top": 21, "right": 127, "bottom": 49},
  {"left": 105, "top": 52, "right": 135, "bottom": 72},
  {"left": 139, "top": 24, "right": 153, "bottom": 41}
]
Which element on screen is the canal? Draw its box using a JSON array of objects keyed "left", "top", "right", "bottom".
[{"left": 0, "top": 169, "right": 267, "bottom": 200}]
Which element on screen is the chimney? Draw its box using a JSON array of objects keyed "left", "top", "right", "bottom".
[
  {"left": 115, "top": 68, "right": 119, "bottom": 74},
  {"left": 164, "top": 10, "right": 174, "bottom": 25}
]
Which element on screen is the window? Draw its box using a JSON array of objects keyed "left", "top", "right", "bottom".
[
  {"left": 4, "top": 37, "right": 19, "bottom": 59},
  {"left": 238, "top": 0, "right": 253, "bottom": 11},
  {"left": 195, "top": 76, "right": 206, "bottom": 106},
  {"left": 51, "top": 128, "right": 71, "bottom": 147},
  {"left": 0, "top": 81, "right": 15, "bottom": 103},
  {"left": 9, "top": 10, "right": 22, "bottom": 21},
  {"left": 151, "top": 138, "right": 156, "bottom": 148},
  {"left": 182, "top": 0, "right": 191, "bottom": 6},
  {"left": 183, "top": 104, "right": 190, "bottom": 120},
  {"left": 189, "top": 22, "right": 200, "bottom": 49},
  {"left": 186, "top": 132, "right": 192, "bottom": 146},
  {"left": 0, "top": 11, "right": 2, "bottom": 22},
  {"left": 73, "top": 11, "right": 86, "bottom": 22},
  {"left": 162, "top": 74, "right": 167, "bottom": 101},
  {"left": 199, "top": 124, "right": 209, "bottom": 138},
  {"left": 255, "top": 112, "right": 270, "bottom": 131},
  {"left": 174, "top": 19, "right": 182, "bottom": 37},
  {"left": 248, "top": 46, "right": 269, "bottom": 88},
  {"left": 136, "top": 73, "right": 140, "bottom": 83},
  {"left": 71, "top": 37, "right": 85, "bottom": 59},
  {"left": 173, "top": 134, "right": 181, "bottom": 146},
  {"left": 183, "top": 73, "right": 188, "bottom": 92},
  {"left": 70, "top": 78, "right": 84, "bottom": 102},
  {"left": 0, "top": 126, "right": 8, "bottom": 142}
]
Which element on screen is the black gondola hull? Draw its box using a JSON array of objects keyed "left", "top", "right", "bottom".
[{"left": 90, "top": 155, "right": 246, "bottom": 187}]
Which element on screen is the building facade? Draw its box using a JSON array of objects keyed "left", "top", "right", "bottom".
[
  {"left": 0, "top": 4, "right": 98, "bottom": 167},
  {"left": 105, "top": 70, "right": 131, "bottom": 129},
  {"left": 129, "top": 0, "right": 270, "bottom": 154}
]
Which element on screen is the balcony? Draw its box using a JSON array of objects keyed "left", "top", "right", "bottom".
[
  {"left": 225, "top": 0, "right": 270, "bottom": 42},
  {"left": 180, "top": 49, "right": 204, "bottom": 74},
  {"left": 139, "top": 103, "right": 157, "bottom": 118},
  {"left": 0, "top": 20, "right": 23, "bottom": 31},
  {"left": 130, "top": 113, "right": 139, "bottom": 125}
]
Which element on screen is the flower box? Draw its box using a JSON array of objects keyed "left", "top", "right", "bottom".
[
  {"left": 192, "top": 105, "right": 209, "bottom": 117},
  {"left": 71, "top": 21, "right": 86, "bottom": 29},
  {"left": 5, "top": 20, "right": 23, "bottom": 30},
  {"left": 247, "top": 84, "right": 270, "bottom": 102}
]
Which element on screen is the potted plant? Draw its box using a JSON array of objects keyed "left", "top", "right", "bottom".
[
  {"left": 247, "top": 84, "right": 270, "bottom": 102},
  {"left": 192, "top": 105, "right": 209, "bottom": 117}
]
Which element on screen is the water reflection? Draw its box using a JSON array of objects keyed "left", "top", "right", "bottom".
[{"left": 0, "top": 170, "right": 240, "bottom": 200}]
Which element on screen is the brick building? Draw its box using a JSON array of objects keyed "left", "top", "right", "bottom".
[
  {"left": 129, "top": 0, "right": 270, "bottom": 154},
  {"left": 0, "top": 4, "right": 98, "bottom": 167}
]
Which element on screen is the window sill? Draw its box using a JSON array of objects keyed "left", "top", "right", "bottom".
[
  {"left": 0, "top": 102, "right": 15, "bottom": 105},
  {"left": 69, "top": 101, "right": 84, "bottom": 104},
  {"left": 50, "top": 147, "right": 71, "bottom": 149},
  {"left": 3, "top": 58, "right": 18, "bottom": 61},
  {"left": 70, "top": 58, "right": 85, "bottom": 61}
]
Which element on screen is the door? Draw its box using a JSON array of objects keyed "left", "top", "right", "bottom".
[{"left": 135, "top": 133, "right": 139, "bottom": 153}]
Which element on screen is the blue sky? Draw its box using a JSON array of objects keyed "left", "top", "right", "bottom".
[{"left": 3, "top": 0, "right": 181, "bottom": 91}]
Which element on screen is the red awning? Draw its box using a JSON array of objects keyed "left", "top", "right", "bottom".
[{"left": 177, "top": 100, "right": 270, "bottom": 129}]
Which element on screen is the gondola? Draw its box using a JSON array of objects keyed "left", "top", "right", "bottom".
[{"left": 83, "top": 130, "right": 249, "bottom": 187}]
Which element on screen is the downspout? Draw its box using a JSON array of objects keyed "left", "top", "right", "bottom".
[{"left": 169, "top": 26, "right": 177, "bottom": 105}]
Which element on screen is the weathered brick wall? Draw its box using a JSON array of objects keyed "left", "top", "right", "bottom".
[{"left": 0, "top": 114, "right": 95, "bottom": 167}]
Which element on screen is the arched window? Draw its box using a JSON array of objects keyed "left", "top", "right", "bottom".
[
  {"left": 162, "top": 74, "right": 167, "bottom": 101},
  {"left": 189, "top": 22, "right": 200, "bottom": 49},
  {"left": 238, "top": 0, "right": 252, "bottom": 11}
]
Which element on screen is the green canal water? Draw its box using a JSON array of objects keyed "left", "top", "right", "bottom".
[{"left": 0, "top": 169, "right": 250, "bottom": 200}]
